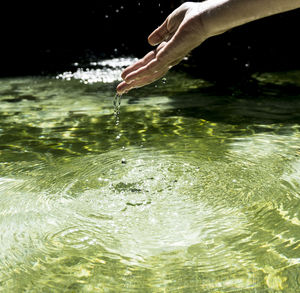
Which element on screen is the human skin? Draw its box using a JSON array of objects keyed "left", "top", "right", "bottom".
[{"left": 116, "top": 0, "right": 300, "bottom": 94}]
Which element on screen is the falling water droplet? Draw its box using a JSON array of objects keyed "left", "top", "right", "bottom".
[
  {"left": 162, "top": 77, "right": 167, "bottom": 84},
  {"left": 113, "top": 93, "right": 122, "bottom": 126}
]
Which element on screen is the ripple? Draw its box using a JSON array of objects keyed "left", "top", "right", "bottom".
[
  {"left": 2, "top": 145, "right": 297, "bottom": 291},
  {"left": 1, "top": 70, "right": 300, "bottom": 290}
]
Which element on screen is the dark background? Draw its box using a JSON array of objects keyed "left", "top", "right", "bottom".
[{"left": 1, "top": 1, "right": 300, "bottom": 82}]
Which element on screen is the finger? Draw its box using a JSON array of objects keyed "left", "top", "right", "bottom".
[
  {"left": 126, "top": 28, "right": 193, "bottom": 85},
  {"left": 144, "top": 30, "right": 193, "bottom": 83},
  {"left": 124, "top": 42, "right": 170, "bottom": 83},
  {"left": 155, "top": 24, "right": 198, "bottom": 65},
  {"left": 148, "top": 4, "right": 187, "bottom": 46},
  {"left": 124, "top": 57, "right": 165, "bottom": 84},
  {"left": 117, "top": 69, "right": 168, "bottom": 94},
  {"left": 121, "top": 50, "right": 156, "bottom": 80},
  {"left": 124, "top": 44, "right": 185, "bottom": 84},
  {"left": 116, "top": 81, "right": 130, "bottom": 95},
  {"left": 132, "top": 70, "right": 167, "bottom": 89},
  {"left": 148, "top": 19, "right": 170, "bottom": 46}
]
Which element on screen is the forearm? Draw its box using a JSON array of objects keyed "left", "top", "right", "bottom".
[{"left": 201, "top": 0, "right": 300, "bottom": 36}]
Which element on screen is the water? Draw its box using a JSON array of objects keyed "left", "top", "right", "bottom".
[
  {"left": 113, "top": 93, "right": 122, "bottom": 126},
  {"left": 1, "top": 61, "right": 300, "bottom": 292}
]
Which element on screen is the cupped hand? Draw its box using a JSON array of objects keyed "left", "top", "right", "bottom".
[{"left": 116, "top": 2, "right": 207, "bottom": 94}]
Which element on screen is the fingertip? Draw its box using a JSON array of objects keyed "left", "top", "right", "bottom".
[
  {"left": 148, "top": 35, "right": 160, "bottom": 46},
  {"left": 116, "top": 81, "right": 132, "bottom": 95},
  {"left": 121, "top": 68, "right": 131, "bottom": 80},
  {"left": 121, "top": 72, "right": 126, "bottom": 80},
  {"left": 148, "top": 21, "right": 168, "bottom": 46},
  {"left": 148, "top": 29, "right": 165, "bottom": 46},
  {"left": 116, "top": 82, "right": 125, "bottom": 95}
]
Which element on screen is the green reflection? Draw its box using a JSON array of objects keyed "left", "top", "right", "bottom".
[{"left": 1, "top": 71, "right": 300, "bottom": 292}]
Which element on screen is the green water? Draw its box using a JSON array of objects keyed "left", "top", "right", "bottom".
[{"left": 1, "top": 64, "right": 300, "bottom": 292}]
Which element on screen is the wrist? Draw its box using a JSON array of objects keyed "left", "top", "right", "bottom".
[{"left": 198, "top": 0, "right": 233, "bottom": 37}]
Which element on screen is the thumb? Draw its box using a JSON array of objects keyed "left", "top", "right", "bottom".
[{"left": 148, "top": 20, "right": 170, "bottom": 46}]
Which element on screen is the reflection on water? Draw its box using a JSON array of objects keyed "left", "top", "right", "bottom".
[{"left": 1, "top": 62, "right": 300, "bottom": 291}]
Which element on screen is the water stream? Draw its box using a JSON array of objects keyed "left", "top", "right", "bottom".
[
  {"left": 113, "top": 93, "right": 122, "bottom": 126},
  {"left": 1, "top": 60, "right": 300, "bottom": 291}
]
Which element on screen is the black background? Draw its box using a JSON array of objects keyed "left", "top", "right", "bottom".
[{"left": 1, "top": 1, "right": 300, "bottom": 82}]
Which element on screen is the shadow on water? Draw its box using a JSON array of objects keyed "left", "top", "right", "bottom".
[
  {"left": 128, "top": 71, "right": 300, "bottom": 125},
  {"left": 1, "top": 67, "right": 300, "bottom": 291}
]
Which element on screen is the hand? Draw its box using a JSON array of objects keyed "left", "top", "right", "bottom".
[
  {"left": 117, "top": 0, "right": 300, "bottom": 94},
  {"left": 116, "top": 2, "right": 208, "bottom": 94}
]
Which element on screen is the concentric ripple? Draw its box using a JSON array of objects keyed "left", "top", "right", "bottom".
[{"left": 0, "top": 140, "right": 300, "bottom": 291}]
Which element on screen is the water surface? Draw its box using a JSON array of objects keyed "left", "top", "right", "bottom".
[{"left": 1, "top": 60, "right": 300, "bottom": 292}]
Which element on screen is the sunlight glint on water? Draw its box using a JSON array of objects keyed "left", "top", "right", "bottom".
[{"left": 0, "top": 63, "right": 300, "bottom": 291}]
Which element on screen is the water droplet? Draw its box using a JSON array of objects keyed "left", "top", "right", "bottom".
[
  {"left": 162, "top": 77, "right": 167, "bottom": 84},
  {"left": 121, "top": 158, "right": 127, "bottom": 164},
  {"left": 113, "top": 93, "right": 122, "bottom": 126},
  {"left": 105, "top": 15, "right": 109, "bottom": 18}
]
